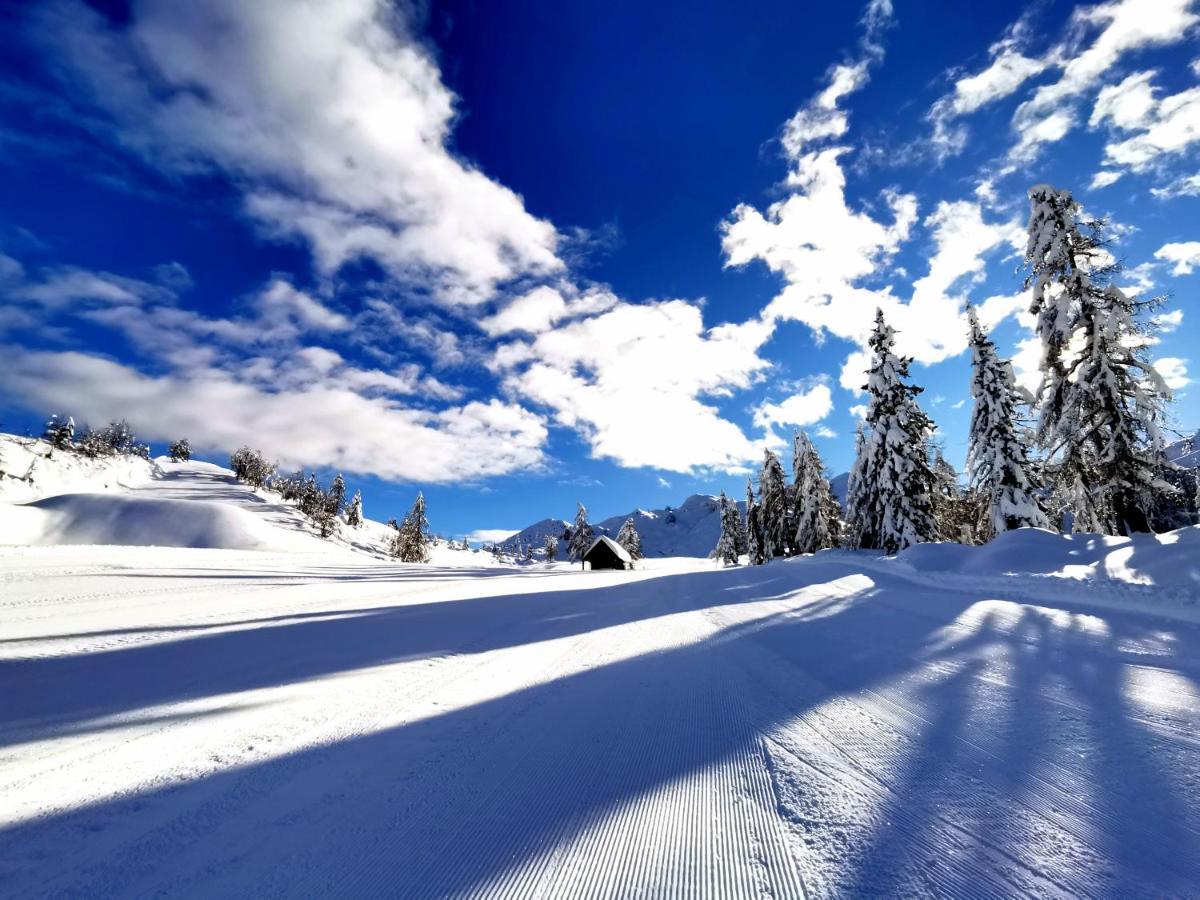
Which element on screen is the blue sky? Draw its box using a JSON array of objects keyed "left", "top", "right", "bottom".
[{"left": 0, "top": 0, "right": 1197, "bottom": 541}]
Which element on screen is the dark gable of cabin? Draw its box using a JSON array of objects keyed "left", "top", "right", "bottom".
[{"left": 584, "top": 539, "right": 629, "bottom": 570}]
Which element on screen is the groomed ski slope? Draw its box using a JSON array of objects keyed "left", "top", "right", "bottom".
[{"left": 2, "top": 459, "right": 1200, "bottom": 896}]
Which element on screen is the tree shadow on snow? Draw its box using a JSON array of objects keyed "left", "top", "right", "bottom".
[{"left": 2, "top": 561, "right": 1200, "bottom": 896}]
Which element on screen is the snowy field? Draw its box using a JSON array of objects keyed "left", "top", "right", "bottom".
[{"left": 3, "top": 446, "right": 1200, "bottom": 895}]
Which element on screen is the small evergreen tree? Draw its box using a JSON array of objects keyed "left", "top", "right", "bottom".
[
  {"left": 392, "top": 492, "right": 431, "bottom": 562},
  {"left": 312, "top": 488, "right": 339, "bottom": 538},
  {"left": 616, "top": 517, "right": 643, "bottom": 562},
  {"left": 346, "top": 489, "right": 363, "bottom": 528},
  {"left": 714, "top": 491, "right": 740, "bottom": 566},
  {"left": 792, "top": 431, "right": 841, "bottom": 554},
  {"left": 168, "top": 438, "right": 190, "bottom": 462},
  {"left": 568, "top": 503, "right": 594, "bottom": 568},
  {"left": 328, "top": 474, "right": 346, "bottom": 518},
  {"left": 543, "top": 533, "right": 558, "bottom": 562},
  {"left": 846, "top": 309, "right": 938, "bottom": 553},
  {"left": 966, "top": 307, "right": 1049, "bottom": 539},
  {"left": 745, "top": 478, "right": 765, "bottom": 565},
  {"left": 43, "top": 414, "right": 74, "bottom": 449}
]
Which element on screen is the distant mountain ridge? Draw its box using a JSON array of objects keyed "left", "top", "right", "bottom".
[{"left": 498, "top": 493, "right": 746, "bottom": 559}]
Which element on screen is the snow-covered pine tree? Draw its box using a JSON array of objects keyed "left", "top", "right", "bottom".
[
  {"left": 392, "top": 492, "right": 431, "bottom": 562},
  {"left": 1024, "top": 186, "right": 1172, "bottom": 534},
  {"left": 616, "top": 517, "right": 643, "bottom": 562},
  {"left": 543, "top": 533, "right": 558, "bottom": 562},
  {"left": 846, "top": 309, "right": 938, "bottom": 553},
  {"left": 1025, "top": 185, "right": 1109, "bottom": 447},
  {"left": 328, "top": 474, "right": 346, "bottom": 518},
  {"left": 568, "top": 503, "right": 594, "bottom": 568},
  {"left": 714, "top": 491, "right": 740, "bottom": 566},
  {"left": 759, "top": 449, "right": 789, "bottom": 560},
  {"left": 43, "top": 414, "right": 75, "bottom": 449},
  {"left": 792, "top": 430, "right": 841, "bottom": 554},
  {"left": 966, "top": 307, "right": 1049, "bottom": 539},
  {"left": 745, "top": 478, "right": 765, "bottom": 565},
  {"left": 346, "top": 489, "right": 363, "bottom": 528},
  {"left": 1059, "top": 284, "right": 1171, "bottom": 533},
  {"left": 168, "top": 438, "right": 190, "bottom": 462}
]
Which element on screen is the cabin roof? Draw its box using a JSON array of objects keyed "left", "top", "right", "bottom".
[{"left": 584, "top": 534, "right": 632, "bottom": 563}]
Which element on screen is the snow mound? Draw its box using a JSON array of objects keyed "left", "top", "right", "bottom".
[
  {"left": 897, "top": 526, "right": 1200, "bottom": 589},
  {"left": 0, "top": 492, "right": 327, "bottom": 551}
]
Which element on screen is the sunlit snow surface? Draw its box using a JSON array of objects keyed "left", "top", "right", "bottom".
[{"left": 3, "top": 438, "right": 1200, "bottom": 895}]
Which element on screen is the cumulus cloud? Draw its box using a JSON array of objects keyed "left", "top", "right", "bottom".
[
  {"left": 5, "top": 348, "right": 546, "bottom": 481},
  {"left": 494, "top": 300, "right": 775, "bottom": 473},
  {"left": 752, "top": 384, "right": 834, "bottom": 431},
  {"left": 30, "top": 0, "right": 562, "bottom": 304},
  {"left": 1155, "top": 356, "right": 1190, "bottom": 389},
  {"left": 1155, "top": 241, "right": 1200, "bottom": 275},
  {"left": 1101, "top": 83, "right": 1200, "bottom": 172},
  {"left": 465, "top": 528, "right": 519, "bottom": 545}
]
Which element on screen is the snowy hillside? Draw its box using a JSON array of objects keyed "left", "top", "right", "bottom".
[
  {"left": 1165, "top": 429, "right": 1200, "bottom": 469},
  {"left": 501, "top": 493, "right": 747, "bottom": 558},
  {"left": 0, "top": 433, "right": 499, "bottom": 565}
]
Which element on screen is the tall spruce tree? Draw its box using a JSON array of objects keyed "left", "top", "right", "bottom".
[
  {"left": 616, "top": 517, "right": 643, "bottom": 562},
  {"left": 792, "top": 430, "right": 841, "bottom": 554},
  {"left": 966, "top": 307, "right": 1049, "bottom": 539},
  {"left": 714, "top": 492, "right": 741, "bottom": 566},
  {"left": 1024, "top": 185, "right": 1171, "bottom": 534},
  {"left": 846, "top": 309, "right": 938, "bottom": 553},
  {"left": 759, "top": 449, "right": 789, "bottom": 560},
  {"left": 568, "top": 503, "right": 594, "bottom": 568}
]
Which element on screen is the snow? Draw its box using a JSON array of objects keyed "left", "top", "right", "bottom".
[{"left": 3, "top": 430, "right": 1200, "bottom": 895}]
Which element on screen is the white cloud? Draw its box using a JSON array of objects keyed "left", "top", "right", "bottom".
[
  {"left": 1154, "top": 308, "right": 1184, "bottom": 332},
  {"left": 656, "top": 476, "right": 671, "bottom": 488},
  {"left": 36, "top": 0, "right": 562, "bottom": 304},
  {"left": 814, "top": 425, "right": 838, "bottom": 438},
  {"left": 927, "top": 22, "right": 1048, "bottom": 159},
  {"left": 495, "top": 300, "right": 775, "bottom": 473},
  {"left": 1090, "top": 70, "right": 1159, "bottom": 130},
  {"left": 465, "top": 528, "right": 519, "bottom": 545},
  {"left": 1011, "top": 336, "right": 1044, "bottom": 396},
  {"left": 752, "top": 384, "right": 834, "bottom": 431},
  {"left": 1155, "top": 356, "right": 1190, "bottom": 389},
  {"left": 1151, "top": 172, "right": 1200, "bottom": 198},
  {"left": 5, "top": 347, "right": 546, "bottom": 481},
  {"left": 849, "top": 404, "right": 868, "bottom": 420},
  {"left": 1102, "top": 84, "right": 1200, "bottom": 171},
  {"left": 254, "top": 280, "right": 350, "bottom": 333},
  {"left": 950, "top": 399, "right": 966, "bottom": 409},
  {"left": 933, "top": 0, "right": 1200, "bottom": 167},
  {"left": 1118, "top": 262, "right": 1157, "bottom": 295},
  {"left": 1155, "top": 241, "right": 1200, "bottom": 275},
  {"left": 478, "top": 284, "right": 619, "bottom": 337},
  {"left": 1090, "top": 170, "right": 1124, "bottom": 188}
]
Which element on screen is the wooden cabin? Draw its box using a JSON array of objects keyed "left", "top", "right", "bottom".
[{"left": 582, "top": 535, "right": 633, "bottom": 570}]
